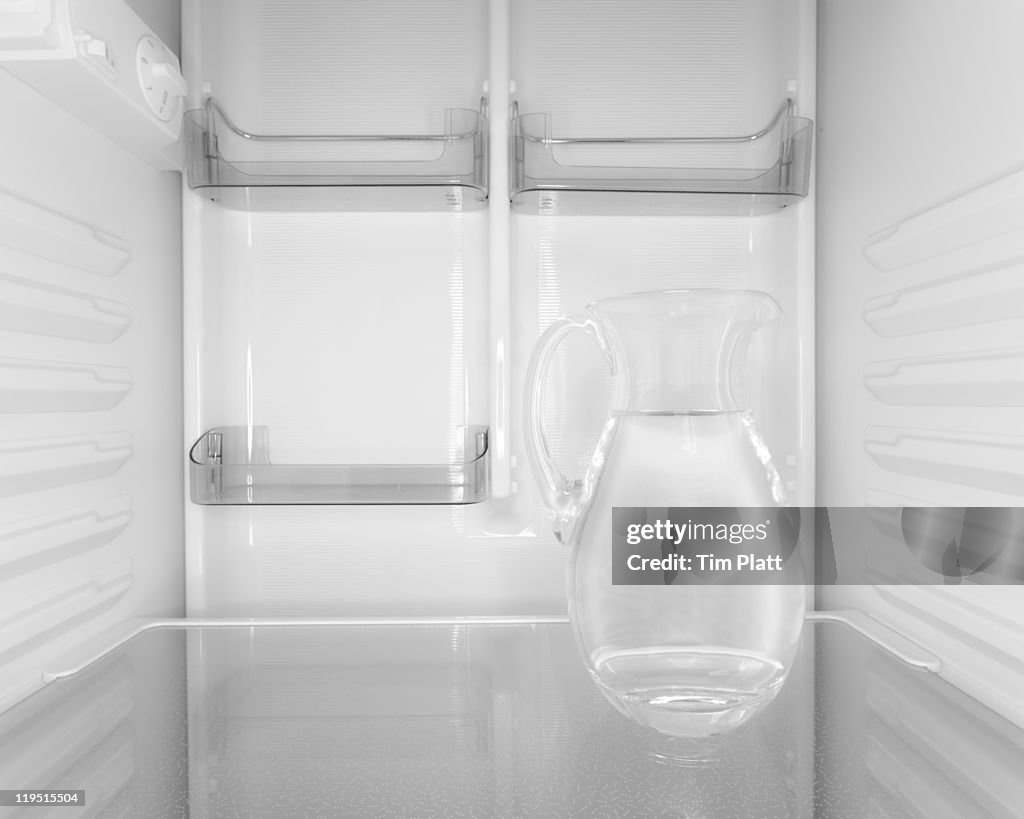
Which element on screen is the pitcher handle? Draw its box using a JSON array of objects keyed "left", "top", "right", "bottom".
[{"left": 524, "top": 315, "right": 614, "bottom": 544}]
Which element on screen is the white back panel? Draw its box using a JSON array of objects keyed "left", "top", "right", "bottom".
[
  {"left": 188, "top": 0, "right": 488, "bottom": 130},
  {"left": 182, "top": 0, "right": 552, "bottom": 615},
  {"left": 510, "top": 0, "right": 805, "bottom": 131},
  {"left": 816, "top": 0, "right": 1024, "bottom": 723},
  {"left": 183, "top": 0, "right": 816, "bottom": 616},
  {"left": 0, "top": 64, "right": 183, "bottom": 711}
]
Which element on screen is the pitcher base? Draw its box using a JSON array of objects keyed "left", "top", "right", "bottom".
[{"left": 591, "top": 647, "right": 788, "bottom": 737}]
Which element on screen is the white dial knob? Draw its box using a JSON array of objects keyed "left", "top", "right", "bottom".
[{"left": 136, "top": 34, "right": 186, "bottom": 122}]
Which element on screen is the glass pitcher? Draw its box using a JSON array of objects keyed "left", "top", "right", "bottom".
[{"left": 524, "top": 289, "right": 805, "bottom": 738}]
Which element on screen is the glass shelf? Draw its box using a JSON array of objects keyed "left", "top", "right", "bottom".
[
  {"left": 9, "top": 618, "right": 1022, "bottom": 818},
  {"left": 188, "top": 426, "right": 489, "bottom": 505},
  {"left": 184, "top": 97, "right": 489, "bottom": 211},
  {"left": 510, "top": 99, "right": 813, "bottom": 215}
]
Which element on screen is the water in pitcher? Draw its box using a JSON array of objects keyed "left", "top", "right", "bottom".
[
  {"left": 597, "top": 410, "right": 787, "bottom": 506},
  {"left": 568, "top": 410, "right": 805, "bottom": 737}
]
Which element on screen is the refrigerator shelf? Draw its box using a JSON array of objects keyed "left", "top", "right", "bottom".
[
  {"left": 10, "top": 619, "right": 1022, "bottom": 818},
  {"left": 188, "top": 425, "right": 489, "bottom": 505},
  {"left": 184, "top": 97, "right": 489, "bottom": 211},
  {"left": 510, "top": 99, "right": 813, "bottom": 215}
]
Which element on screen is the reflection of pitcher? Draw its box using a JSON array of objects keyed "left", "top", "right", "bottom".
[{"left": 524, "top": 289, "right": 805, "bottom": 737}]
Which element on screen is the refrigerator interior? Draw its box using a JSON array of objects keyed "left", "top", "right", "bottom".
[
  {"left": 0, "top": 0, "right": 1022, "bottom": 815},
  {"left": 182, "top": 0, "right": 815, "bottom": 619}
]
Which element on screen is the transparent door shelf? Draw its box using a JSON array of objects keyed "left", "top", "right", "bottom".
[
  {"left": 184, "top": 98, "right": 488, "bottom": 211},
  {"left": 510, "top": 99, "right": 813, "bottom": 215},
  {"left": 189, "top": 426, "right": 489, "bottom": 505}
]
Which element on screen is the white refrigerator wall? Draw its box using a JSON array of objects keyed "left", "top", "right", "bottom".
[
  {"left": 0, "top": 2, "right": 183, "bottom": 711},
  {"left": 816, "top": 0, "right": 1024, "bottom": 724},
  {"left": 181, "top": 0, "right": 815, "bottom": 616}
]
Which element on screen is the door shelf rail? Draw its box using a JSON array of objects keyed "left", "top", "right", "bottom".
[
  {"left": 510, "top": 99, "right": 813, "bottom": 215},
  {"left": 188, "top": 425, "right": 489, "bottom": 505},
  {"left": 184, "top": 97, "right": 489, "bottom": 211}
]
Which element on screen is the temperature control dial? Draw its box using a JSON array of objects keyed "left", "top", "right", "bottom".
[{"left": 136, "top": 35, "right": 186, "bottom": 122}]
